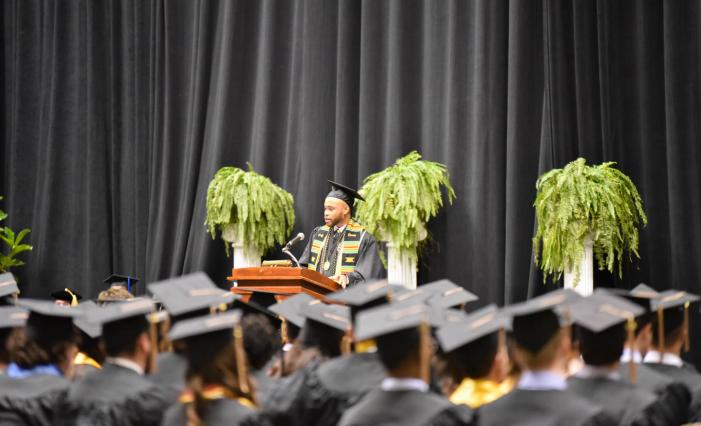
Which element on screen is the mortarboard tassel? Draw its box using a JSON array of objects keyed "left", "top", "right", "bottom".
[
  {"left": 341, "top": 328, "right": 353, "bottom": 355},
  {"left": 657, "top": 307, "right": 665, "bottom": 361},
  {"left": 280, "top": 318, "right": 289, "bottom": 345},
  {"left": 127, "top": 277, "right": 131, "bottom": 293},
  {"left": 626, "top": 317, "right": 637, "bottom": 384},
  {"left": 419, "top": 317, "right": 431, "bottom": 384},
  {"left": 148, "top": 313, "right": 159, "bottom": 374},
  {"left": 684, "top": 302, "right": 690, "bottom": 352},
  {"left": 233, "top": 323, "right": 251, "bottom": 396},
  {"left": 64, "top": 288, "right": 79, "bottom": 307}
]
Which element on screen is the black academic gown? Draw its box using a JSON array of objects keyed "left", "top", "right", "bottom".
[
  {"left": 58, "top": 362, "right": 177, "bottom": 426},
  {"left": 644, "top": 362, "right": 701, "bottom": 422},
  {"left": 150, "top": 351, "right": 188, "bottom": 392},
  {"left": 567, "top": 376, "right": 674, "bottom": 426},
  {"left": 299, "top": 225, "right": 384, "bottom": 286},
  {"left": 0, "top": 373, "right": 69, "bottom": 425},
  {"left": 260, "top": 352, "right": 386, "bottom": 426},
  {"left": 338, "top": 388, "right": 474, "bottom": 426},
  {"left": 476, "top": 389, "right": 616, "bottom": 426},
  {"left": 161, "top": 399, "right": 261, "bottom": 426}
]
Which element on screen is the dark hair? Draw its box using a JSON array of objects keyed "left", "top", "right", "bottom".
[
  {"left": 445, "top": 332, "right": 499, "bottom": 381},
  {"left": 350, "top": 297, "right": 388, "bottom": 328},
  {"left": 0, "top": 327, "right": 24, "bottom": 364},
  {"left": 103, "top": 315, "right": 149, "bottom": 357},
  {"left": 300, "top": 320, "right": 344, "bottom": 358},
  {"left": 579, "top": 323, "right": 626, "bottom": 366},
  {"left": 376, "top": 327, "right": 420, "bottom": 371},
  {"left": 242, "top": 313, "right": 280, "bottom": 371},
  {"left": 12, "top": 314, "right": 79, "bottom": 368},
  {"left": 78, "top": 330, "right": 106, "bottom": 365},
  {"left": 287, "top": 323, "right": 301, "bottom": 342},
  {"left": 184, "top": 330, "right": 254, "bottom": 424}
]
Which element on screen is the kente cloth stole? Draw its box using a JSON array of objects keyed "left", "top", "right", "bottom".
[{"left": 309, "top": 221, "right": 365, "bottom": 275}]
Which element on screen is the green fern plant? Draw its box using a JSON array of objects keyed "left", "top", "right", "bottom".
[
  {"left": 205, "top": 164, "right": 295, "bottom": 255},
  {"left": 355, "top": 151, "right": 455, "bottom": 263},
  {"left": 532, "top": 158, "right": 647, "bottom": 284},
  {"left": 0, "top": 196, "right": 33, "bottom": 273}
]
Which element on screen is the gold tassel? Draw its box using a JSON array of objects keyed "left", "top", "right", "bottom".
[
  {"left": 65, "top": 288, "right": 79, "bottom": 307},
  {"left": 684, "top": 302, "right": 690, "bottom": 352},
  {"left": 281, "top": 318, "right": 289, "bottom": 345},
  {"left": 419, "top": 319, "right": 431, "bottom": 384},
  {"left": 626, "top": 317, "right": 637, "bottom": 384},
  {"left": 233, "top": 324, "right": 251, "bottom": 395},
  {"left": 341, "top": 329, "right": 353, "bottom": 355},
  {"left": 657, "top": 307, "right": 665, "bottom": 355},
  {"left": 148, "top": 315, "right": 159, "bottom": 374}
]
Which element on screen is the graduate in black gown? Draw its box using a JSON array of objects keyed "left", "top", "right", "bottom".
[
  {"left": 435, "top": 304, "right": 513, "bottom": 409},
  {"left": 72, "top": 301, "right": 106, "bottom": 380},
  {"left": 477, "top": 290, "right": 616, "bottom": 426},
  {"left": 160, "top": 311, "right": 264, "bottom": 426},
  {"left": 0, "top": 300, "right": 81, "bottom": 426},
  {"left": 0, "top": 306, "right": 27, "bottom": 374},
  {"left": 298, "top": 181, "right": 384, "bottom": 288},
  {"left": 267, "top": 293, "right": 317, "bottom": 378},
  {"left": 339, "top": 301, "right": 473, "bottom": 426},
  {"left": 566, "top": 291, "right": 685, "bottom": 425},
  {"left": 58, "top": 298, "right": 176, "bottom": 426},
  {"left": 147, "top": 272, "right": 239, "bottom": 394},
  {"left": 642, "top": 290, "right": 701, "bottom": 422}
]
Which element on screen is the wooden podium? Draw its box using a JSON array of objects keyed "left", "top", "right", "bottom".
[{"left": 227, "top": 267, "right": 342, "bottom": 302}]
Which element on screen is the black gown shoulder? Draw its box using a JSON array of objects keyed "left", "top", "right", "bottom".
[
  {"left": 161, "top": 398, "right": 262, "bottom": 426},
  {"left": 476, "top": 388, "right": 616, "bottom": 426},
  {"left": 0, "top": 374, "right": 70, "bottom": 426}
]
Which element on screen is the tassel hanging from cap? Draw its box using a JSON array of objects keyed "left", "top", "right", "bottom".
[
  {"left": 626, "top": 317, "right": 637, "bottom": 384},
  {"left": 64, "top": 288, "right": 79, "bottom": 307}
]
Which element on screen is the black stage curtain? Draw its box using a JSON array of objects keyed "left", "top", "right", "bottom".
[{"left": 2, "top": 0, "right": 701, "bottom": 362}]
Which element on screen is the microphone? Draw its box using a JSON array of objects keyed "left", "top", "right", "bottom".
[{"left": 284, "top": 232, "right": 305, "bottom": 250}]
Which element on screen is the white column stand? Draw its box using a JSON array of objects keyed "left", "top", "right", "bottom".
[{"left": 563, "top": 234, "right": 594, "bottom": 296}]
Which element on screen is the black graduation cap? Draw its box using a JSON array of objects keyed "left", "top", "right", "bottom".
[
  {"left": 51, "top": 288, "right": 83, "bottom": 306},
  {"left": 354, "top": 302, "right": 438, "bottom": 342},
  {"left": 147, "top": 272, "right": 238, "bottom": 318},
  {"left": 569, "top": 292, "right": 645, "bottom": 333},
  {"left": 300, "top": 301, "right": 352, "bottom": 332},
  {"left": 0, "top": 306, "right": 28, "bottom": 329},
  {"left": 429, "top": 307, "right": 471, "bottom": 329},
  {"left": 650, "top": 289, "right": 700, "bottom": 352},
  {"left": 421, "top": 279, "right": 478, "bottom": 309},
  {"left": 104, "top": 274, "right": 140, "bottom": 293},
  {"left": 328, "top": 279, "right": 391, "bottom": 324},
  {"left": 596, "top": 287, "right": 659, "bottom": 315},
  {"left": 0, "top": 272, "right": 19, "bottom": 299},
  {"left": 326, "top": 180, "right": 365, "bottom": 209},
  {"left": 168, "top": 311, "right": 243, "bottom": 342},
  {"left": 16, "top": 299, "right": 84, "bottom": 344},
  {"left": 505, "top": 289, "right": 582, "bottom": 354},
  {"left": 390, "top": 287, "right": 436, "bottom": 306},
  {"left": 436, "top": 304, "right": 510, "bottom": 353},
  {"left": 269, "top": 293, "right": 315, "bottom": 328},
  {"left": 73, "top": 301, "right": 102, "bottom": 339},
  {"left": 85, "top": 297, "right": 155, "bottom": 325}
]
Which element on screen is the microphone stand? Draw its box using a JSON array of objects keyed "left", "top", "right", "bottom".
[{"left": 282, "top": 247, "right": 301, "bottom": 268}]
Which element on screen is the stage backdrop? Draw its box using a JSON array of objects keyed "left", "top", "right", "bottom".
[{"left": 2, "top": 0, "right": 701, "bottom": 362}]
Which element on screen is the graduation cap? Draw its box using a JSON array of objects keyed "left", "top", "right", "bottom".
[
  {"left": 421, "top": 279, "right": 478, "bottom": 309},
  {"left": 85, "top": 297, "right": 155, "bottom": 325},
  {"left": 0, "top": 272, "right": 19, "bottom": 302},
  {"left": 0, "top": 306, "right": 28, "bottom": 329},
  {"left": 168, "top": 311, "right": 252, "bottom": 395},
  {"left": 569, "top": 292, "right": 645, "bottom": 333},
  {"left": 16, "top": 299, "right": 84, "bottom": 345},
  {"left": 354, "top": 302, "right": 438, "bottom": 342},
  {"left": 51, "top": 288, "right": 83, "bottom": 306},
  {"left": 505, "top": 289, "right": 582, "bottom": 354},
  {"left": 269, "top": 293, "right": 315, "bottom": 328},
  {"left": 326, "top": 180, "right": 365, "bottom": 210},
  {"left": 147, "top": 272, "right": 238, "bottom": 318},
  {"left": 300, "top": 302, "right": 352, "bottom": 332},
  {"left": 328, "top": 279, "right": 391, "bottom": 325},
  {"left": 650, "top": 290, "right": 700, "bottom": 353},
  {"left": 430, "top": 307, "right": 471, "bottom": 329},
  {"left": 103, "top": 274, "right": 139, "bottom": 293},
  {"left": 73, "top": 301, "right": 102, "bottom": 339},
  {"left": 436, "top": 305, "right": 510, "bottom": 353},
  {"left": 391, "top": 287, "right": 436, "bottom": 306}
]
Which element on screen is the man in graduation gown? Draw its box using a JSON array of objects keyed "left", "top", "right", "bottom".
[
  {"left": 566, "top": 291, "right": 686, "bottom": 425},
  {"left": 57, "top": 298, "right": 176, "bottom": 426},
  {"left": 339, "top": 302, "right": 473, "bottom": 426},
  {"left": 477, "top": 290, "right": 616, "bottom": 426},
  {"left": 643, "top": 290, "right": 701, "bottom": 422},
  {"left": 298, "top": 181, "right": 384, "bottom": 288},
  {"left": 0, "top": 300, "right": 78, "bottom": 426}
]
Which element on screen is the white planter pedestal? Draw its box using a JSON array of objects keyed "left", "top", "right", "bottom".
[
  {"left": 387, "top": 242, "right": 417, "bottom": 290},
  {"left": 563, "top": 235, "right": 594, "bottom": 296}
]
